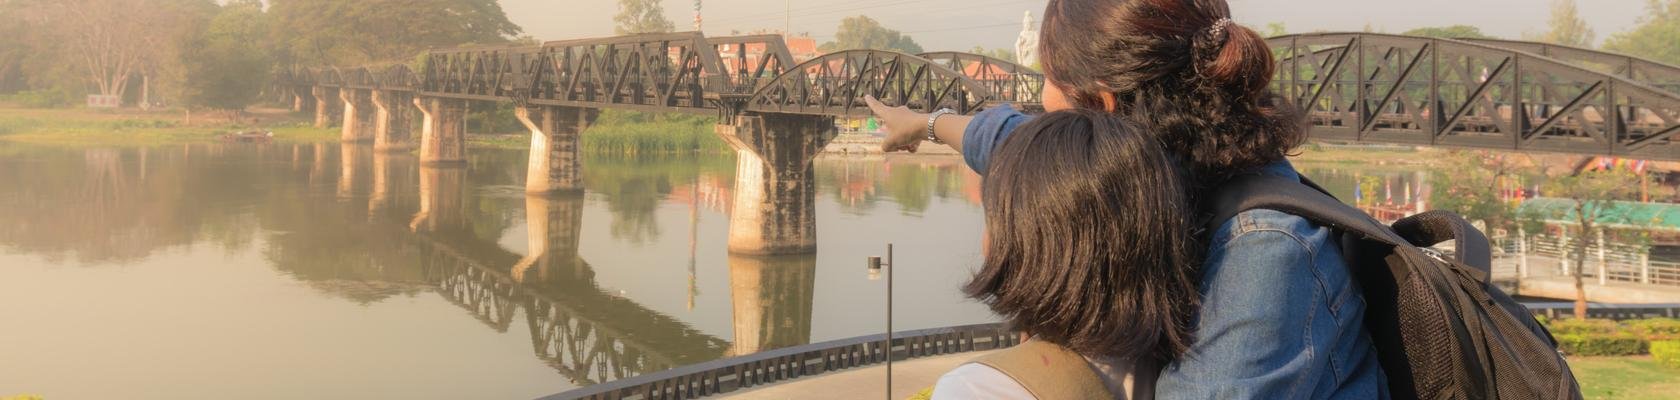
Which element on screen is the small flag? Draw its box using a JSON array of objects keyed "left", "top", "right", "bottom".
[{"left": 1385, "top": 179, "right": 1393, "bottom": 205}]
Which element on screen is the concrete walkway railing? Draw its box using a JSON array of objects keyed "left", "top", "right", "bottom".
[{"left": 546, "top": 323, "right": 1018, "bottom": 400}]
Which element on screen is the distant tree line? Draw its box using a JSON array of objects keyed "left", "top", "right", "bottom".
[{"left": 0, "top": 0, "right": 522, "bottom": 112}]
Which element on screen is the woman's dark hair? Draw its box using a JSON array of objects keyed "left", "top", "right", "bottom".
[
  {"left": 1040, "top": 0, "right": 1305, "bottom": 184},
  {"left": 967, "top": 109, "right": 1201, "bottom": 361}
]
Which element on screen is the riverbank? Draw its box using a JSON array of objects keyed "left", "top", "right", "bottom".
[
  {"left": 0, "top": 107, "right": 336, "bottom": 146},
  {"left": 0, "top": 106, "right": 1458, "bottom": 169}
]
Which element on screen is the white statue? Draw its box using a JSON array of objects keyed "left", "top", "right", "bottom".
[{"left": 1015, "top": 11, "right": 1040, "bottom": 68}]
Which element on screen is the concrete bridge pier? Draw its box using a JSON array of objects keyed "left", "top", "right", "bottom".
[
  {"left": 513, "top": 193, "right": 586, "bottom": 283},
  {"left": 291, "top": 90, "right": 314, "bottom": 113},
  {"left": 339, "top": 89, "right": 374, "bottom": 142},
  {"left": 515, "top": 106, "right": 597, "bottom": 195},
  {"left": 371, "top": 90, "right": 414, "bottom": 152},
  {"left": 311, "top": 86, "right": 341, "bottom": 129},
  {"left": 716, "top": 114, "right": 836, "bottom": 255},
  {"left": 727, "top": 254, "right": 816, "bottom": 355},
  {"left": 413, "top": 97, "right": 468, "bottom": 165}
]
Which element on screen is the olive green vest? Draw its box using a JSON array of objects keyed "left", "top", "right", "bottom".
[{"left": 973, "top": 340, "right": 1116, "bottom": 400}]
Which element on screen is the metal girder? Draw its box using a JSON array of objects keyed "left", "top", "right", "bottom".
[
  {"left": 919, "top": 51, "right": 1046, "bottom": 108},
  {"left": 708, "top": 34, "right": 798, "bottom": 95},
  {"left": 1269, "top": 33, "right": 1680, "bottom": 161},
  {"left": 743, "top": 49, "right": 999, "bottom": 117},
  {"left": 1461, "top": 38, "right": 1680, "bottom": 95}
]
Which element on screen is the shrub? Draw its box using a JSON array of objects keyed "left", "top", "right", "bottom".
[
  {"left": 1624, "top": 318, "right": 1680, "bottom": 341},
  {"left": 1547, "top": 318, "right": 1620, "bottom": 335},
  {"left": 1555, "top": 333, "right": 1648, "bottom": 356},
  {"left": 3, "top": 89, "right": 71, "bottom": 108},
  {"left": 1653, "top": 341, "right": 1680, "bottom": 369}
]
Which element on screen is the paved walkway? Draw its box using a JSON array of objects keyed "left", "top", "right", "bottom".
[{"left": 723, "top": 350, "right": 995, "bottom": 400}]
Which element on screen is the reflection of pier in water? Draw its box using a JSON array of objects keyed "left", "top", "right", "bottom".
[{"left": 334, "top": 148, "right": 815, "bottom": 387}]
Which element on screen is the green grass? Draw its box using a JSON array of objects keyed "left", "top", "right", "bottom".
[
  {"left": 580, "top": 115, "right": 730, "bottom": 155},
  {"left": 0, "top": 107, "right": 335, "bottom": 147},
  {"left": 1571, "top": 356, "right": 1680, "bottom": 399}
]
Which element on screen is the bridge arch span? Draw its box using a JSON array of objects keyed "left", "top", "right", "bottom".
[
  {"left": 918, "top": 51, "right": 1046, "bottom": 106},
  {"left": 743, "top": 49, "right": 998, "bottom": 117},
  {"left": 1268, "top": 32, "right": 1680, "bottom": 161},
  {"left": 1460, "top": 38, "right": 1680, "bottom": 94}
]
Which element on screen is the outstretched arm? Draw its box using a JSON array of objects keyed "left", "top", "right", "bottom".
[
  {"left": 864, "top": 96, "right": 1032, "bottom": 175},
  {"left": 865, "top": 95, "right": 971, "bottom": 153}
]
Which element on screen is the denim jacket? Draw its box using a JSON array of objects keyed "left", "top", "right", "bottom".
[{"left": 963, "top": 105, "right": 1389, "bottom": 399}]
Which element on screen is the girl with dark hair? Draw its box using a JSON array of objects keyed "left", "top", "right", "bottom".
[
  {"left": 867, "top": 0, "right": 1388, "bottom": 398},
  {"left": 931, "top": 109, "right": 1198, "bottom": 399}
]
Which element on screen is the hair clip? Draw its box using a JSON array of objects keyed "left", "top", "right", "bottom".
[{"left": 1208, "top": 18, "right": 1234, "bottom": 39}]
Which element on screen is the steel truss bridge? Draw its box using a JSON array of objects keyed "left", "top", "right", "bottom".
[
  {"left": 274, "top": 32, "right": 1680, "bottom": 159},
  {"left": 275, "top": 32, "right": 1043, "bottom": 119}
]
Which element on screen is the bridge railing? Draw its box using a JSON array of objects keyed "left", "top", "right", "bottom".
[
  {"left": 546, "top": 323, "right": 1019, "bottom": 400},
  {"left": 1519, "top": 235, "right": 1680, "bottom": 286},
  {"left": 1269, "top": 33, "right": 1680, "bottom": 161},
  {"left": 1458, "top": 38, "right": 1680, "bottom": 96}
]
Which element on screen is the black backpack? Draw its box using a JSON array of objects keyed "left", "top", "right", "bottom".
[{"left": 1208, "top": 174, "right": 1583, "bottom": 400}]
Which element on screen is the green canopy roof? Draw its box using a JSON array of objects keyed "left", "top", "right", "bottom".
[{"left": 1516, "top": 198, "right": 1680, "bottom": 231}]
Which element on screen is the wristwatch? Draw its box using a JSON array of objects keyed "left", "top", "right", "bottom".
[{"left": 926, "top": 108, "right": 955, "bottom": 145}]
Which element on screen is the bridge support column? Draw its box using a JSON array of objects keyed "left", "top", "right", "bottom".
[
  {"left": 371, "top": 90, "right": 414, "bottom": 152},
  {"left": 716, "top": 114, "right": 836, "bottom": 255},
  {"left": 414, "top": 97, "right": 467, "bottom": 165},
  {"left": 311, "top": 86, "right": 341, "bottom": 129},
  {"left": 339, "top": 89, "right": 373, "bottom": 142},
  {"left": 515, "top": 106, "right": 596, "bottom": 195},
  {"left": 728, "top": 254, "right": 816, "bottom": 355},
  {"left": 291, "top": 90, "right": 313, "bottom": 113}
]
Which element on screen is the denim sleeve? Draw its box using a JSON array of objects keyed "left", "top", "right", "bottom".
[
  {"left": 1156, "top": 211, "right": 1339, "bottom": 399},
  {"left": 961, "top": 104, "right": 1032, "bottom": 175}
]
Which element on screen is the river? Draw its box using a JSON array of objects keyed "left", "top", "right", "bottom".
[
  {"left": 0, "top": 142, "right": 1009, "bottom": 398},
  {"left": 0, "top": 140, "right": 1499, "bottom": 398}
]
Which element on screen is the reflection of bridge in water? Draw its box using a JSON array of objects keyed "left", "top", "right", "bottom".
[{"left": 322, "top": 148, "right": 818, "bottom": 387}]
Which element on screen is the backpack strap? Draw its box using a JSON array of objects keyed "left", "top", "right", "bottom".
[
  {"left": 1207, "top": 174, "right": 1410, "bottom": 248},
  {"left": 1208, "top": 174, "right": 1494, "bottom": 282},
  {"left": 973, "top": 340, "right": 1115, "bottom": 400}
]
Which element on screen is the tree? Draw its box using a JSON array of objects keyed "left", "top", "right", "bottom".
[
  {"left": 1402, "top": 25, "right": 1495, "bottom": 39},
  {"left": 11, "top": 0, "right": 214, "bottom": 106},
  {"left": 820, "top": 16, "right": 923, "bottom": 54},
  {"left": 1604, "top": 0, "right": 1680, "bottom": 65},
  {"left": 180, "top": 0, "right": 272, "bottom": 111},
  {"left": 968, "top": 46, "right": 1017, "bottom": 62},
  {"left": 1530, "top": 0, "right": 1595, "bottom": 47},
  {"left": 1430, "top": 152, "right": 1525, "bottom": 232},
  {"left": 1534, "top": 161, "right": 1646, "bottom": 319},
  {"left": 1264, "top": 22, "right": 1289, "bottom": 38},
  {"left": 614, "top": 0, "right": 675, "bottom": 35},
  {"left": 268, "top": 0, "right": 522, "bottom": 66}
]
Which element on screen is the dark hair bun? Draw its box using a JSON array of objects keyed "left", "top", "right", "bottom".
[{"left": 1203, "top": 23, "right": 1275, "bottom": 101}]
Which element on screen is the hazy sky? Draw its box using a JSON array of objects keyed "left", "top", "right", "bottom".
[{"left": 502, "top": 0, "right": 1652, "bottom": 51}]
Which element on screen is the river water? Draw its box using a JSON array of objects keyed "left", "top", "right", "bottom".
[
  {"left": 0, "top": 141, "right": 1458, "bottom": 398},
  {"left": 0, "top": 142, "right": 1008, "bottom": 399}
]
